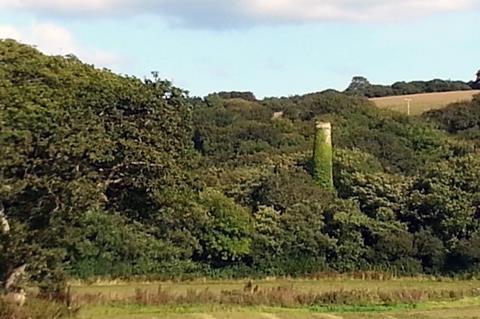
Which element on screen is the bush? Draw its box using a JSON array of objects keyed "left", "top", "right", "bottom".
[
  {"left": 197, "top": 189, "right": 253, "bottom": 265},
  {"left": 67, "top": 210, "right": 183, "bottom": 278}
]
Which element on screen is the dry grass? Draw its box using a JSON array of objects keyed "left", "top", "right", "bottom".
[
  {"left": 71, "top": 275, "right": 480, "bottom": 298},
  {"left": 0, "top": 296, "right": 75, "bottom": 319},
  {"left": 71, "top": 281, "right": 480, "bottom": 308},
  {"left": 71, "top": 272, "right": 480, "bottom": 308},
  {"left": 72, "top": 277, "right": 480, "bottom": 319},
  {"left": 370, "top": 90, "right": 480, "bottom": 115}
]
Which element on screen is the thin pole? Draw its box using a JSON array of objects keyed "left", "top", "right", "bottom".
[{"left": 404, "top": 98, "right": 412, "bottom": 116}]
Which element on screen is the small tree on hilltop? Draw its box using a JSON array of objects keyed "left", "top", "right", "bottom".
[
  {"left": 470, "top": 70, "right": 480, "bottom": 89},
  {"left": 347, "top": 76, "right": 371, "bottom": 91}
]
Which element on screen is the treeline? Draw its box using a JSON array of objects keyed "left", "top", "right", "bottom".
[
  {"left": 0, "top": 40, "right": 196, "bottom": 292},
  {"left": 424, "top": 95, "right": 480, "bottom": 142},
  {"left": 345, "top": 76, "right": 473, "bottom": 98},
  {"left": 2, "top": 40, "right": 480, "bottom": 294},
  {"left": 191, "top": 89, "right": 480, "bottom": 277}
]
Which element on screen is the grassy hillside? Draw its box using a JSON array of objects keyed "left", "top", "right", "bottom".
[{"left": 370, "top": 90, "right": 480, "bottom": 115}]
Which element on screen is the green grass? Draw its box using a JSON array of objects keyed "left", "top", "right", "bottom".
[
  {"left": 72, "top": 278, "right": 480, "bottom": 319},
  {"left": 370, "top": 90, "right": 480, "bottom": 115},
  {"left": 78, "top": 299, "right": 480, "bottom": 319}
]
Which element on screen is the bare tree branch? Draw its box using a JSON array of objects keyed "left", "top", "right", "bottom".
[
  {"left": 0, "top": 202, "right": 27, "bottom": 296},
  {"left": 0, "top": 203, "right": 9, "bottom": 233},
  {"left": 5, "top": 264, "right": 27, "bottom": 292}
]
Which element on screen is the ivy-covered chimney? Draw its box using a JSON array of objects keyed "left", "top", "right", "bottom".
[{"left": 313, "top": 121, "right": 334, "bottom": 190}]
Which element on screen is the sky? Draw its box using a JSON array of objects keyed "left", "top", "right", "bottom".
[{"left": 0, "top": 0, "right": 479, "bottom": 98}]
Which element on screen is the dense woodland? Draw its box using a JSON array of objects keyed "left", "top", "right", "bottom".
[{"left": 2, "top": 40, "right": 480, "bottom": 294}]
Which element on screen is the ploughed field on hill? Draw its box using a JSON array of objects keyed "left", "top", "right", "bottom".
[{"left": 370, "top": 90, "right": 480, "bottom": 115}]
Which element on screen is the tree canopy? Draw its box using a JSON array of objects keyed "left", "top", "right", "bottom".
[
  {"left": 2, "top": 40, "right": 480, "bottom": 289},
  {"left": 345, "top": 76, "right": 473, "bottom": 98}
]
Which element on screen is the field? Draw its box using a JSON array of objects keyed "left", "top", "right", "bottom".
[
  {"left": 72, "top": 277, "right": 480, "bottom": 319},
  {"left": 370, "top": 90, "right": 480, "bottom": 115}
]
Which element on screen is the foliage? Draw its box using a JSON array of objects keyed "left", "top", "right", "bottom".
[
  {"left": 196, "top": 189, "right": 253, "bottom": 265},
  {"left": 404, "top": 155, "right": 480, "bottom": 242},
  {"left": 2, "top": 39, "right": 480, "bottom": 281},
  {"left": 212, "top": 91, "right": 257, "bottom": 102},
  {"left": 67, "top": 210, "right": 183, "bottom": 278},
  {"left": 346, "top": 76, "right": 473, "bottom": 98},
  {"left": 424, "top": 95, "right": 480, "bottom": 135},
  {"left": 0, "top": 39, "right": 194, "bottom": 285}
]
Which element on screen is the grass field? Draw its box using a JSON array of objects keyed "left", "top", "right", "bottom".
[
  {"left": 78, "top": 301, "right": 480, "bottom": 319},
  {"left": 370, "top": 90, "right": 480, "bottom": 115},
  {"left": 72, "top": 277, "right": 480, "bottom": 319}
]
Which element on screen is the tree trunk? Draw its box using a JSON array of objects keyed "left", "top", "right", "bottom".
[
  {"left": 1, "top": 204, "right": 27, "bottom": 298},
  {"left": 0, "top": 205, "right": 9, "bottom": 233}
]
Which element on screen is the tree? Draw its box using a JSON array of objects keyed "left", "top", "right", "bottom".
[
  {"left": 470, "top": 70, "right": 480, "bottom": 89},
  {"left": 216, "top": 91, "right": 257, "bottom": 102},
  {"left": 0, "top": 203, "right": 64, "bottom": 296},
  {"left": 347, "top": 76, "right": 371, "bottom": 91},
  {"left": 197, "top": 189, "right": 253, "bottom": 265},
  {"left": 413, "top": 229, "right": 445, "bottom": 273},
  {"left": 0, "top": 40, "right": 195, "bottom": 281},
  {"left": 403, "top": 155, "right": 480, "bottom": 243},
  {"left": 346, "top": 77, "right": 471, "bottom": 98}
]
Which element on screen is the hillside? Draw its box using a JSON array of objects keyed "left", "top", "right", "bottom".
[
  {"left": 371, "top": 90, "right": 480, "bottom": 115},
  {"left": 345, "top": 76, "right": 474, "bottom": 98},
  {"left": 3, "top": 40, "right": 480, "bottom": 298},
  {"left": 424, "top": 94, "right": 480, "bottom": 139}
]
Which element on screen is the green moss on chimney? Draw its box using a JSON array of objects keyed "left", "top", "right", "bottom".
[{"left": 313, "top": 122, "right": 334, "bottom": 190}]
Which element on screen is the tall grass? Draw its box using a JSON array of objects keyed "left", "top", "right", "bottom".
[
  {"left": 0, "top": 297, "right": 75, "bottom": 319},
  {"left": 72, "top": 283, "right": 480, "bottom": 309}
]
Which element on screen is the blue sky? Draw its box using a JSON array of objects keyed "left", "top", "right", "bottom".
[{"left": 0, "top": 1, "right": 479, "bottom": 98}]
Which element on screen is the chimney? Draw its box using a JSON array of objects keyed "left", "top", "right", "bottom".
[{"left": 313, "top": 121, "right": 334, "bottom": 190}]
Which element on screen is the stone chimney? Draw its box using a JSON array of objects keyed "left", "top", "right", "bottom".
[{"left": 313, "top": 122, "right": 334, "bottom": 190}]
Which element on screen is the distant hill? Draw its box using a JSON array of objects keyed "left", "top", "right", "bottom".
[
  {"left": 370, "top": 90, "right": 480, "bottom": 115},
  {"left": 345, "top": 76, "right": 474, "bottom": 98}
]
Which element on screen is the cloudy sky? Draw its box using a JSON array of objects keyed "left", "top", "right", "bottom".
[{"left": 0, "top": 0, "right": 479, "bottom": 97}]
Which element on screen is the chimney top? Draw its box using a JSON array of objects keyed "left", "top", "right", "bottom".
[{"left": 316, "top": 122, "right": 331, "bottom": 130}]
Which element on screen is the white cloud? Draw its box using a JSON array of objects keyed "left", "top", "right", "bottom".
[
  {"left": 0, "top": 22, "right": 125, "bottom": 67},
  {"left": 248, "top": 0, "right": 474, "bottom": 21},
  {"left": 0, "top": 25, "right": 22, "bottom": 39},
  {"left": 0, "top": 0, "right": 120, "bottom": 15},
  {"left": 0, "top": 0, "right": 478, "bottom": 28}
]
